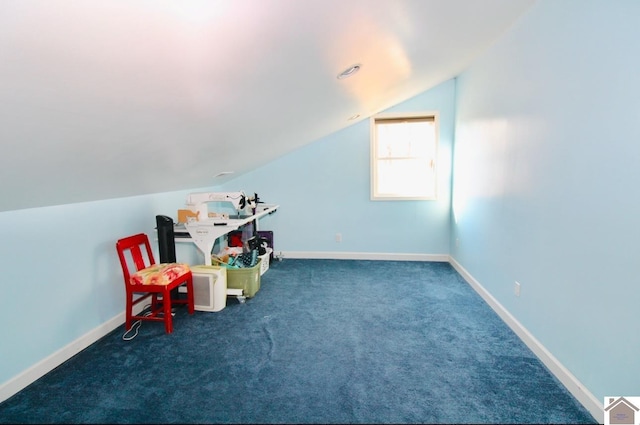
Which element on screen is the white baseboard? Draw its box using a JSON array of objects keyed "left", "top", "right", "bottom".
[
  {"left": 279, "top": 251, "right": 449, "bottom": 262},
  {"left": 448, "top": 256, "right": 603, "bottom": 423}
]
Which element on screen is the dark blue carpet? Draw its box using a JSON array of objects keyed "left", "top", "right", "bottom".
[{"left": 0, "top": 259, "right": 596, "bottom": 424}]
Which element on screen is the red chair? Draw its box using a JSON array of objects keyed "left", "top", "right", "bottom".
[{"left": 116, "top": 233, "right": 194, "bottom": 334}]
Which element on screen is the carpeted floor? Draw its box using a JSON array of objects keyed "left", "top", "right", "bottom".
[{"left": 0, "top": 259, "right": 596, "bottom": 424}]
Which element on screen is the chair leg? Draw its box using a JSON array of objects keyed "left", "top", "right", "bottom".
[
  {"left": 163, "top": 288, "right": 173, "bottom": 334},
  {"left": 186, "top": 277, "right": 195, "bottom": 315},
  {"left": 151, "top": 294, "right": 159, "bottom": 315},
  {"left": 125, "top": 293, "right": 133, "bottom": 330}
]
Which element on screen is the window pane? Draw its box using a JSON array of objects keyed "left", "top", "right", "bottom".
[
  {"left": 376, "top": 158, "right": 435, "bottom": 197},
  {"left": 376, "top": 121, "right": 435, "bottom": 158}
]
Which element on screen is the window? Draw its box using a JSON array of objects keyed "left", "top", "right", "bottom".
[{"left": 370, "top": 112, "right": 439, "bottom": 200}]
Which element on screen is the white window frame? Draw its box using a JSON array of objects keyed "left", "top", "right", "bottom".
[{"left": 370, "top": 111, "right": 439, "bottom": 201}]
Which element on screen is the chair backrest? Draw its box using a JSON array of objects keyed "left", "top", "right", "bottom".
[{"left": 116, "top": 233, "right": 156, "bottom": 284}]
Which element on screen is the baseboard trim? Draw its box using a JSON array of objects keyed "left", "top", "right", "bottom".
[
  {"left": 448, "top": 256, "right": 603, "bottom": 423},
  {"left": 280, "top": 251, "right": 449, "bottom": 262}
]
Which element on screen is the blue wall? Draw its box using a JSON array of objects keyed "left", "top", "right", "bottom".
[
  {"left": 219, "top": 79, "right": 456, "bottom": 257},
  {"left": 451, "top": 0, "right": 640, "bottom": 401}
]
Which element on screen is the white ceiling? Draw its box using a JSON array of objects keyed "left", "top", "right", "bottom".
[{"left": 0, "top": 0, "right": 535, "bottom": 212}]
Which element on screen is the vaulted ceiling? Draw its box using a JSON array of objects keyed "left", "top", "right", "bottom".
[{"left": 0, "top": 0, "right": 535, "bottom": 212}]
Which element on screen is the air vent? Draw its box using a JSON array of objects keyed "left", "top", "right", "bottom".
[{"left": 337, "top": 64, "right": 361, "bottom": 79}]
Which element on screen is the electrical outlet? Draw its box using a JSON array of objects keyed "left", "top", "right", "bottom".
[
  {"left": 335, "top": 233, "right": 342, "bottom": 242},
  {"left": 514, "top": 281, "right": 521, "bottom": 297}
]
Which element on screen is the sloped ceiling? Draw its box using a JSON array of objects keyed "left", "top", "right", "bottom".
[{"left": 0, "top": 0, "right": 535, "bottom": 212}]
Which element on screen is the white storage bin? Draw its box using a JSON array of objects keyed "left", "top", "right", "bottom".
[{"left": 259, "top": 248, "right": 272, "bottom": 276}]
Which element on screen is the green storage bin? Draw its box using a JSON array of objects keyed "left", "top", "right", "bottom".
[{"left": 226, "top": 259, "right": 261, "bottom": 298}]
